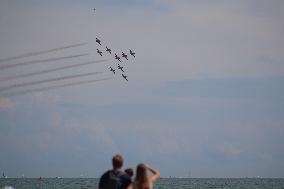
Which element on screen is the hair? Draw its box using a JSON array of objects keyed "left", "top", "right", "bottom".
[
  {"left": 112, "top": 154, "right": 124, "bottom": 169},
  {"left": 134, "top": 164, "right": 149, "bottom": 189},
  {"left": 125, "top": 168, "right": 134, "bottom": 177}
]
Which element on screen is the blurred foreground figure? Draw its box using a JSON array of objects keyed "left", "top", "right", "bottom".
[{"left": 99, "top": 154, "right": 131, "bottom": 189}]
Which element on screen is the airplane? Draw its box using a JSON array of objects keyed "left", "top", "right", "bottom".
[
  {"left": 97, "top": 49, "right": 103, "bottom": 56},
  {"left": 118, "top": 64, "right": 124, "bottom": 72},
  {"left": 110, "top": 67, "right": 115, "bottom": 74},
  {"left": 106, "top": 46, "right": 111, "bottom": 54},
  {"left": 122, "top": 52, "right": 128, "bottom": 60},
  {"left": 96, "top": 38, "right": 101, "bottom": 45},
  {"left": 122, "top": 74, "right": 128, "bottom": 81},
  {"left": 115, "top": 54, "right": 121, "bottom": 62},
  {"left": 130, "top": 49, "right": 135, "bottom": 57}
]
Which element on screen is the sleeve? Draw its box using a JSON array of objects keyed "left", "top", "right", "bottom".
[{"left": 99, "top": 171, "right": 109, "bottom": 189}]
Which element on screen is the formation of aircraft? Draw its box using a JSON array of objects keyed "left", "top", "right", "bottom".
[{"left": 95, "top": 37, "right": 135, "bottom": 81}]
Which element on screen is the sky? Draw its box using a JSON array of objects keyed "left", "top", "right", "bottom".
[{"left": 0, "top": 0, "right": 284, "bottom": 178}]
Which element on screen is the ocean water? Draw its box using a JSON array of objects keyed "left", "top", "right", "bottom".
[{"left": 1, "top": 178, "right": 284, "bottom": 189}]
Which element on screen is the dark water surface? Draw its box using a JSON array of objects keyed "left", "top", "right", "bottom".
[{"left": 1, "top": 178, "right": 284, "bottom": 189}]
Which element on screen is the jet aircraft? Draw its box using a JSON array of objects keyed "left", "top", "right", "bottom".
[
  {"left": 96, "top": 38, "right": 101, "bottom": 45},
  {"left": 122, "top": 52, "right": 128, "bottom": 60},
  {"left": 115, "top": 54, "right": 121, "bottom": 62},
  {"left": 130, "top": 50, "right": 135, "bottom": 57},
  {"left": 97, "top": 49, "right": 102, "bottom": 56},
  {"left": 118, "top": 64, "right": 124, "bottom": 72},
  {"left": 122, "top": 74, "right": 128, "bottom": 81},
  {"left": 106, "top": 46, "right": 111, "bottom": 54},
  {"left": 110, "top": 67, "right": 115, "bottom": 74}
]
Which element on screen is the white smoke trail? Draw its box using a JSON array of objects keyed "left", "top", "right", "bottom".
[{"left": 0, "top": 43, "right": 87, "bottom": 63}]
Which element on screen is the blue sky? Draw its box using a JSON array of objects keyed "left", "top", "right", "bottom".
[{"left": 0, "top": 0, "right": 284, "bottom": 178}]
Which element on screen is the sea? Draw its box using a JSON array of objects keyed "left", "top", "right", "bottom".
[{"left": 1, "top": 178, "right": 284, "bottom": 189}]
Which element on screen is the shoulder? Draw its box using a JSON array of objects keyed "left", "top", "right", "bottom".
[
  {"left": 119, "top": 172, "right": 129, "bottom": 177},
  {"left": 99, "top": 170, "right": 112, "bottom": 188},
  {"left": 119, "top": 172, "right": 131, "bottom": 186},
  {"left": 100, "top": 170, "right": 112, "bottom": 180},
  {"left": 118, "top": 172, "right": 131, "bottom": 181},
  {"left": 102, "top": 170, "right": 112, "bottom": 176}
]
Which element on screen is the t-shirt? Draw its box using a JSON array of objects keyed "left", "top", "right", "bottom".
[{"left": 99, "top": 170, "right": 131, "bottom": 189}]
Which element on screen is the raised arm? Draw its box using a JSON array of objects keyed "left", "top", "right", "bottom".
[{"left": 147, "top": 165, "right": 160, "bottom": 183}]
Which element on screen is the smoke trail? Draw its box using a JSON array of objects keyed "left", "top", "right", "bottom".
[
  {"left": 0, "top": 54, "right": 88, "bottom": 70},
  {"left": 0, "top": 43, "right": 87, "bottom": 63},
  {"left": 0, "top": 59, "right": 109, "bottom": 82},
  {"left": 0, "top": 72, "right": 103, "bottom": 93},
  {"left": 1, "top": 78, "right": 113, "bottom": 97}
]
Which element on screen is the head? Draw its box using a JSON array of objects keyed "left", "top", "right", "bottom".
[
  {"left": 112, "top": 154, "right": 124, "bottom": 170},
  {"left": 125, "top": 168, "right": 134, "bottom": 177},
  {"left": 135, "top": 163, "right": 148, "bottom": 186}
]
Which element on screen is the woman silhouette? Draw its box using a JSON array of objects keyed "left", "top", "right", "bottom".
[{"left": 127, "top": 164, "right": 160, "bottom": 189}]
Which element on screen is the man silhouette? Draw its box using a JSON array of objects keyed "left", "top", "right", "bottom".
[{"left": 99, "top": 154, "right": 131, "bottom": 189}]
